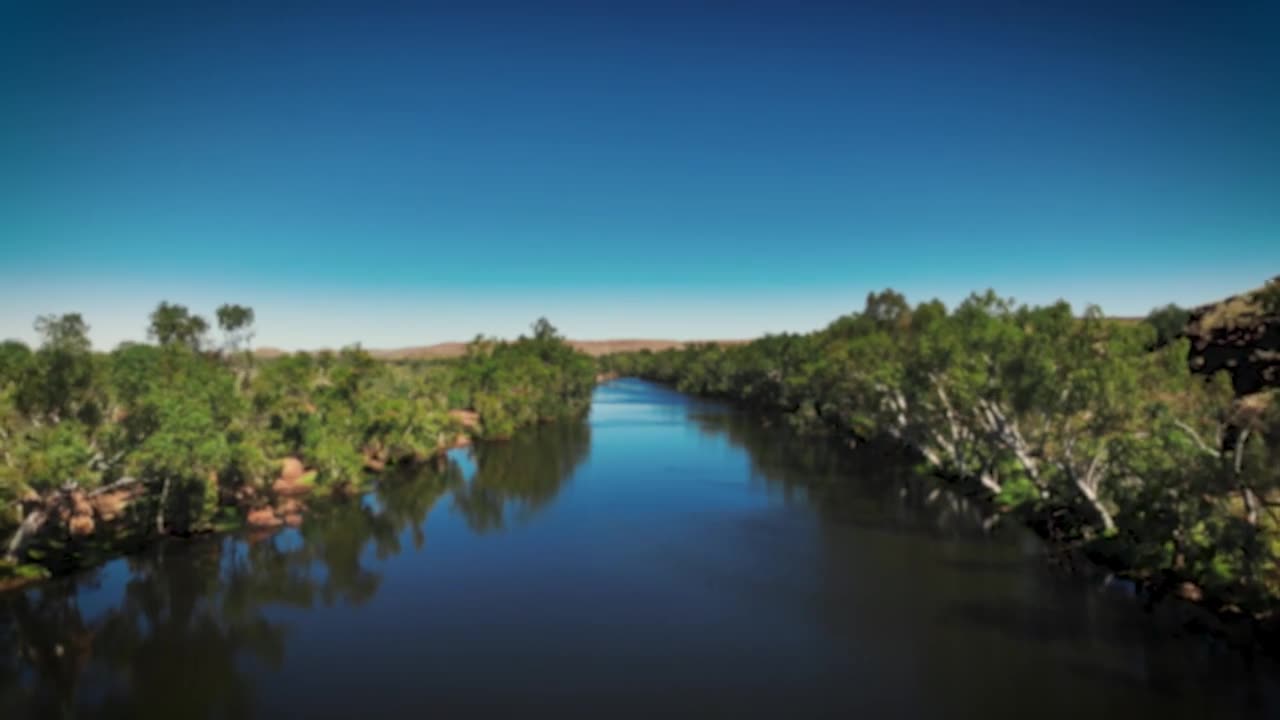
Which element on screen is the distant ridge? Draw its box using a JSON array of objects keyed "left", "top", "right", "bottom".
[{"left": 254, "top": 339, "right": 745, "bottom": 360}]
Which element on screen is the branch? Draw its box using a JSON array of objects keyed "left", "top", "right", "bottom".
[{"left": 1171, "top": 420, "right": 1220, "bottom": 458}]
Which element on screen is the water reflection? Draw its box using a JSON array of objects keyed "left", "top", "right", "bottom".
[
  {"left": 3, "top": 385, "right": 1278, "bottom": 719},
  {"left": 451, "top": 419, "right": 590, "bottom": 533},
  {"left": 0, "top": 418, "right": 589, "bottom": 718},
  {"left": 689, "top": 399, "right": 1280, "bottom": 717},
  {"left": 688, "top": 409, "right": 999, "bottom": 536}
]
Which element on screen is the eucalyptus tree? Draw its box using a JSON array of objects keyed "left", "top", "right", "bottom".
[
  {"left": 147, "top": 302, "right": 209, "bottom": 351},
  {"left": 215, "top": 303, "right": 256, "bottom": 355},
  {"left": 18, "top": 314, "right": 99, "bottom": 426}
]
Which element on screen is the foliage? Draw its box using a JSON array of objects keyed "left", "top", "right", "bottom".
[
  {"left": 147, "top": 302, "right": 210, "bottom": 351},
  {"left": 605, "top": 289, "right": 1280, "bottom": 610},
  {"left": 0, "top": 304, "right": 595, "bottom": 580},
  {"left": 453, "top": 319, "right": 595, "bottom": 439},
  {"left": 215, "top": 303, "right": 256, "bottom": 353},
  {"left": 1144, "top": 303, "right": 1189, "bottom": 348}
]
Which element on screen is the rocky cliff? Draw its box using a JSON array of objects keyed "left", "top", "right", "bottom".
[{"left": 1185, "top": 277, "right": 1280, "bottom": 395}]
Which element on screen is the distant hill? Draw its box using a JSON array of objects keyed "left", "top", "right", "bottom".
[{"left": 255, "top": 339, "right": 744, "bottom": 360}]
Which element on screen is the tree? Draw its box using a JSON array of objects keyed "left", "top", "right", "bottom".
[
  {"left": 215, "top": 304, "right": 256, "bottom": 354},
  {"left": 530, "top": 317, "right": 561, "bottom": 342},
  {"left": 1144, "top": 303, "right": 1189, "bottom": 348},
  {"left": 863, "top": 289, "right": 913, "bottom": 332},
  {"left": 148, "top": 302, "right": 209, "bottom": 351},
  {"left": 0, "top": 340, "right": 32, "bottom": 387},
  {"left": 18, "top": 314, "right": 98, "bottom": 424},
  {"left": 34, "top": 314, "right": 91, "bottom": 354}
]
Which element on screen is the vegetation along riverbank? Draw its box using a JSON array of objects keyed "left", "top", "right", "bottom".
[
  {"left": 601, "top": 278, "right": 1280, "bottom": 652},
  {"left": 0, "top": 306, "right": 595, "bottom": 589}
]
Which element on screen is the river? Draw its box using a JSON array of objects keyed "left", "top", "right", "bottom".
[{"left": 1, "top": 379, "right": 1276, "bottom": 718}]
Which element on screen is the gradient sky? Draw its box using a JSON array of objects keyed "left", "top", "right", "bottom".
[{"left": 2, "top": 1, "right": 1277, "bottom": 350}]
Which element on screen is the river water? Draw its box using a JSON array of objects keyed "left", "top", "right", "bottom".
[{"left": 2, "top": 379, "right": 1277, "bottom": 718}]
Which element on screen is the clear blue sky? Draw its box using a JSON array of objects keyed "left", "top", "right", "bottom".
[{"left": 2, "top": 1, "right": 1277, "bottom": 349}]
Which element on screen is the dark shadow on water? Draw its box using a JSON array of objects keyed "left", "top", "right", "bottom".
[{"left": 688, "top": 406, "right": 1003, "bottom": 538}]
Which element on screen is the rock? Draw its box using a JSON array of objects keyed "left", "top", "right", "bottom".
[
  {"left": 88, "top": 481, "right": 145, "bottom": 523},
  {"left": 276, "top": 498, "right": 303, "bottom": 516},
  {"left": 246, "top": 507, "right": 282, "bottom": 529},
  {"left": 272, "top": 478, "right": 309, "bottom": 497},
  {"left": 271, "top": 461, "right": 313, "bottom": 497},
  {"left": 69, "top": 491, "right": 92, "bottom": 518},
  {"left": 1185, "top": 277, "right": 1280, "bottom": 395},
  {"left": 279, "top": 457, "right": 305, "bottom": 483},
  {"left": 283, "top": 513, "right": 303, "bottom": 527},
  {"left": 68, "top": 514, "right": 95, "bottom": 537}
]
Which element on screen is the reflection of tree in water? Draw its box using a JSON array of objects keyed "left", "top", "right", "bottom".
[
  {"left": 0, "top": 420, "right": 589, "bottom": 717},
  {"left": 450, "top": 418, "right": 591, "bottom": 533},
  {"left": 0, "top": 541, "right": 281, "bottom": 719},
  {"left": 689, "top": 409, "right": 997, "bottom": 536},
  {"left": 0, "top": 579, "right": 98, "bottom": 718},
  {"left": 0, "top": 459, "right": 458, "bottom": 718}
]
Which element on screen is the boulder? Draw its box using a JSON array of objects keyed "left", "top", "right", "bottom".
[
  {"left": 68, "top": 514, "right": 95, "bottom": 537},
  {"left": 69, "top": 492, "right": 93, "bottom": 518},
  {"left": 273, "top": 463, "right": 314, "bottom": 497},
  {"left": 272, "top": 477, "right": 311, "bottom": 497},
  {"left": 246, "top": 507, "right": 282, "bottom": 529},
  {"left": 279, "top": 457, "right": 305, "bottom": 483},
  {"left": 87, "top": 479, "right": 146, "bottom": 523}
]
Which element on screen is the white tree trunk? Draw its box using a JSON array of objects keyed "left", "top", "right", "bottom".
[
  {"left": 4, "top": 509, "right": 47, "bottom": 562},
  {"left": 155, "top": 477, "right": 172, "bottom": 534}
]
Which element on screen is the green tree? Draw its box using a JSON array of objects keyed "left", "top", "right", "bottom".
[
  {"left": 0, "top": 341, "right": 32, "bottom": 387},
  {"left": 215, "top": 303, "right": 256, "bottom": 354},
  {"left": 530, "top": 316, "right": 561, "bottom": 341},
  {"left": 148, "top": 302, "right": 209, "bottom": 351},
  {"left": 17, "top": 314, "right": 99, "bottom": 425},
  {"left": 1144, "top": 303, "right": 1189, "bottom": 348}
]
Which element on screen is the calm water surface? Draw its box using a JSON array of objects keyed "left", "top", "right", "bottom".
[{"left": 2, "top": 379, "right": 1277, "bottom": 718}]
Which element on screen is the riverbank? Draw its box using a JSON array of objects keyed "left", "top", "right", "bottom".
[
  {"left": 0, "top": 431, "right": 475, "bottom": 594},
  {"left": 637, "top": 376, "right": 1280, "bottom": 659},
  {"left": 1, "top": 308, "right": 598, "bottom": 592},
  {"left": 7, "top": 378, "right": 1275, "bottom": 718},
  {"left": 600, "top": 282, "right": 1280, "bottom": 658}
]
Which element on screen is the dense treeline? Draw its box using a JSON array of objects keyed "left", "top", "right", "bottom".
[
  {"left": 603, "top": 287, "right": 1280, "bottom": 614},
  {"left": 0, "top": 306, "right": 594, "bottom": 584}
]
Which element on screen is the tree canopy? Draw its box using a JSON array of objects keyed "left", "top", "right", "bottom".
[{"left": 604, "top": 288, "right": 1280, "bottom": 612}]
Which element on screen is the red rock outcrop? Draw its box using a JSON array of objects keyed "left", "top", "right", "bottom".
[{"left": 272, "top": 457, "right": 313, "bottom": 497}]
